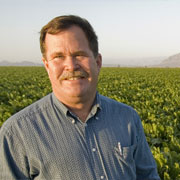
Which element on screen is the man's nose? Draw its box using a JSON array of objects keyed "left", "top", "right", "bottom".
[{"left": 64, "top": 56, "right": 79, "bottom": 71}]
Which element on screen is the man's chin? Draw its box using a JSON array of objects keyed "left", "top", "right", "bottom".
[
  {"left": 56, "top": 87, "right": 86, "bottom": 97},
  {"left": 64, "top": 90, "right": 85, "bottom": 98}
]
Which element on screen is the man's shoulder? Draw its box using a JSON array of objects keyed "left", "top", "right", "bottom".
[
  {"left": 1, "top": 93, "right": 53, "bottom": 132},
  {"left": 98, "top": 94, "right": 141, "bottom": 127},
  {"left": 99, "top": 94, "right": 135, "bottom": 112}
]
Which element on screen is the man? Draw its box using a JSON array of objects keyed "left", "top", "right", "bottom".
[{"left": 0, "top": 15, "right": 160, "bottom": 179}]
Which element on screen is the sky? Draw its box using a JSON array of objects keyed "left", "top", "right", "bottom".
[{"left": 0, "top": 0, "right": 180, "bottom": 65}]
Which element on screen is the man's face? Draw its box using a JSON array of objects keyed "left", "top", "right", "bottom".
[{"left": 42, "top": 26, "right": 102, "bottom": 102}]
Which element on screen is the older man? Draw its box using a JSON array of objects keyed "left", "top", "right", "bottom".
[{"left": 0, "top": 15, "right": 160, "bottom": 179}]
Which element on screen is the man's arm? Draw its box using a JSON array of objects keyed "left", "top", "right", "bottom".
[
  {"left": 0, "top": 126, "right": 30, "bottom": 179},
  {"left": 133, "top": 111, "right": 160, "bottom": 180}
]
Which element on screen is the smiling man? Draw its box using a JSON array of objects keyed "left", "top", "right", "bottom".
[
  {"left": 42, "top": 24, "right": 101, "bottom": 122},
  {"left": 0, "top": 15, "right": 160, "bottom": 179}
]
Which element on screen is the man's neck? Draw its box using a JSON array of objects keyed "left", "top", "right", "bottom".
[{"left": 54, "top": 92, "right": 96, "bottom": 123}]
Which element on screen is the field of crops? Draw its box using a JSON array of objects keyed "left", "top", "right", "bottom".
[{"left": 0, "top": 66, "right": 180, "bottom": 179}]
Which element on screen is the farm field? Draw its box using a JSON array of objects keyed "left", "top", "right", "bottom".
[{"left": 0, "top": 66, "right": 180, "bottom": 179}]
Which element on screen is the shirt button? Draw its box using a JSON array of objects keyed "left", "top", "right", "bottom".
[
  {"left": 71, "top": 119, "right": 75, "bottom": 124},
  {"left": 100, "top": 175, "right": 104, "bottom": 179},
  {"left": 95, "top": 116, "right": 99, "bottom": 120},
  {"left": 92, "top": 148, "right": 96, "bottom": 152}
]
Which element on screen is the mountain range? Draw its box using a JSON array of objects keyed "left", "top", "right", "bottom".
[{"left": 155, "top": 53, "right": 180, "bottom": 67}]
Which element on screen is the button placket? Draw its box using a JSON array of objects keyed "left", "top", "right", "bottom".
[{"left": 86, "top": 119, "right": 107, "bottom": 180}]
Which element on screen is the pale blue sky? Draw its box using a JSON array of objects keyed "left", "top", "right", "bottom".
[{"left": 0, "top": 0, "right": 180, "bottom": 65}]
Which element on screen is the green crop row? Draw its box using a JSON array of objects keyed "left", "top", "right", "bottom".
[{"left": 0, "top": 66, "right": 180, "bottom": 179}]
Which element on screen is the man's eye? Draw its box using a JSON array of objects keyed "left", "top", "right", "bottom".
[
  {"left": 56, "top": 56, "right": 64, "bottom": 58},
  {"left": 76, "top": 55, "right": 83, "bottom": 57},
  {"left": 54, "top": 56, "right": 64, "bottom": 60},
  {"left": 75, "top": 55, "right": 84, "bottom": 60},
  {"left": 75, "top": 54, "right": 87, "bottom": 59}
]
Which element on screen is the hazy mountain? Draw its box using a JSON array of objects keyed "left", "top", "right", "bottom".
[
  {"left": 1, "top": 54, "right": 179, "bottom": 67},
  {"left": 156, "top": 53, "right": 180, "bottom": 67},
  {"left": 0, "top": 61, "right": 43, "bottom": 66}
]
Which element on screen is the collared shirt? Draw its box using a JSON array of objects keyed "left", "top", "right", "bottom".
[{"left": 0, "top": 92, "right": 160, "bottom": 180}]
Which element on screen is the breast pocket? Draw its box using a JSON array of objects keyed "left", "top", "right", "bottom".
[{"left": 114, "top": 144, "right": 136, "bottom": 168}]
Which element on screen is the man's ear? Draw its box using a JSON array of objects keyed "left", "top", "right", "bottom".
[
  {"left": 96, "top": 53, "right": 102, "bottom": 71},
  {"left": 42, "top": 57, "right": 49, "bottom": 74}
]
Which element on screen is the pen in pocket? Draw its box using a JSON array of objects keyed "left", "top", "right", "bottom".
[{"left": 118, "top": 142, "right": 122, "bottom": 155}]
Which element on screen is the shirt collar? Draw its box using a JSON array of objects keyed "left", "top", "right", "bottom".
[
  {"left": 52, "top": 92, "right": 69, "bottom": 115},
  {"left": 91, "top": 92, "right": 102, "bottom": 111},
  {"left": 52, "top": 92, "right": 102, "bottom": 121}
]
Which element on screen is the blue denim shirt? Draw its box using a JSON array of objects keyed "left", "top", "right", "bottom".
[{"left": 0, "top": 92, "right": 160, "bottom": 179}]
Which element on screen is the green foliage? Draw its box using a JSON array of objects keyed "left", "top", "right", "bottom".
[
  {"left": 0, "top": 67, "right": 51, "bottom": 125},
  {"left": 0, "top": 66, "right": 180, "bottom": 179}
]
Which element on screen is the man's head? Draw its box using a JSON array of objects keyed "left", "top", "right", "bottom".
[
  {"left": 40, "top": 15, "right": 99, "bottom": 59},
  {"left": 40, "top": 15, "right": 102, "bottom": 105}
]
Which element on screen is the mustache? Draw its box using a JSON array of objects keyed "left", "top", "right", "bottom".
[{"left": 60, "top": 70, "right": 89, "bottom": 80}]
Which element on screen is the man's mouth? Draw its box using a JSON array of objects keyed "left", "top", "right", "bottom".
[{"left": 65, "top": 76, "right": 84, "bottom": 80}]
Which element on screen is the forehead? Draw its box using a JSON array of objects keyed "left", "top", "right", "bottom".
[
  {"left": 44, "top": 26, "right": 92, "bottom": 57},
  {"left": 45, "top": 26, "right": 88, "bottom": 44}
]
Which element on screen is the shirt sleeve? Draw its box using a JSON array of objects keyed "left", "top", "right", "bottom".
[
  {"left": 0, "top": 125, "right": 30, "bottom": 179},
  {"left": 133, "top": 111, "right": 161, "bottom": 180}
]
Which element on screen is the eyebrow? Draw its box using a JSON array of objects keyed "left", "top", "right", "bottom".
[{"left": 72, "top": 51, "right": 89, "bottom": 56}]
